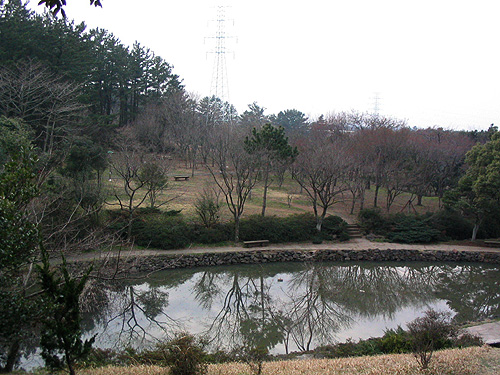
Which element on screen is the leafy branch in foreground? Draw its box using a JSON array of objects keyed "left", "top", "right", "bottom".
[{"left": 37, "top": 249, "right": 95, "bottom": 375}]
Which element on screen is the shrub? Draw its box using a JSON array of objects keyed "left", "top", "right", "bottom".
[
  {"left": 37, "top": 251, "right": 95, "bottom": 375},
  {"left": 452, "top": 331, "right": 483, "bottom": 348},
  {"left": 188, "top": 224, "right": 232, "bottom": 244},
  {"left": 407, "top": 309, "right": 457, "bottom": 370},
  {"left": 161, "top": 333, "right": 207, "bottom": 375},
  {"left": 136, "top": 334, "right": 207, "bottom": 374},
  {"left": 132, "top": 216, "right": 190, "bottom": 250},
  {"left": 239, "top": 215, "right": 287, "bottom": 243},
  {"left": 135, "top": 207, "right": 162, "bottom": 216},
  {"left": 378, "top": 327, "right": 411, "bottom": 354},
  {"left": 240, "top": 345, "right": 268, "bottom": 375},
  {"left": 238, "top": 214, "right": 348, "bottom": 244},
  {"left": 358, "top": 208, "right": 389, "bottom": 235},
  {"left": 280, "top": 214, "right": 318, "bottom": 242},
  {"left": 121, "top": 210, "right": 348, "bottom": 250},
  {"left": 386, "top": 214, "right": 441, "bottom": 244},
  {"left": 194, "top": 188, "right": 221, "bottom": 228},
  {"left": 321, "top": 215, "right": 349, "bottom": 241},
  {"left": 80, "top": 348, "right": 124, "bottom": 367},
  {"left": 431, "top": 209, "right": 474, "bottom": 240}
]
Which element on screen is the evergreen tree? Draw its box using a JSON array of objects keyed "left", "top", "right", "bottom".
[
  {"left": 244, "top": 124, "right": 298, "bottom": 216},
  {"left": 37, "top": 250, "right": 95, "bottom": 375},
  {"left": 445, "top": 131, "right": 500, "bottom": 240},
  {"left": 0, "top": 117, "right": 40, "bottom": 372}
]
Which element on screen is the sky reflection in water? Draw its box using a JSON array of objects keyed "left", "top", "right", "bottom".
[{"left": 81, "top": 261, "right": 500, "bottom": 354}]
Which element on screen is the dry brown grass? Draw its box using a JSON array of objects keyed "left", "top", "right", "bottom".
[
  {"left": 78, "top": 346, "right": 499, "bottom": 375},
  {"left": 105, "top": 159, "right": 441, "bottom": 224}
]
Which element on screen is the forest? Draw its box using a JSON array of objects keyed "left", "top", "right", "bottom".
[{"left": 1, "top": 0, "right": 500, "bottom": 373}]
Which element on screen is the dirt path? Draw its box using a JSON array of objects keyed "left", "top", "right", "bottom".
[{"left": 62, "top": 238, "right": 500, "bottom": 264}]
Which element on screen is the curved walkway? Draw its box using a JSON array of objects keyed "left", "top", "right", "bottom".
[{"left": 64, "top": 238, "right": 500, "bottom": 264}]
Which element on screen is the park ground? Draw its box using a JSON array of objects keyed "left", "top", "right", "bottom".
[
  {"left": 77, "top": 346, "right": 500, "bottom": 375},
  {"left": 57, "top": 160, "right": 500, "bottom": 374},
  {"left": 106, "top": 157, "right": 443, "bottom": 225}
]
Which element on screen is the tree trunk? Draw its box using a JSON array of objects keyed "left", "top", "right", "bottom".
[
  {"left": 472, "top": 223, "right": 480, "bottom": 241},
  {"left": 350, "top": 191, "right": 356, "bottom": 215},
  {"left": 374, "top": 184, "right": 380, "bottom": 207},
  {"left": 2, "top": 340, "right": 20, "bottom": 373},
  {"left": 234, "top": 216, "right": 240, "bottom": 242},
  {"left": 66, "top": 354, "right": 76, "bottom": 375},
  {"left": 261, "top": 184, "right": 268, "bottom": 216},
  {"left": 315, "top": 208, "right": 327, "bottom": 232},
  {"left": 127, "top": 210, "right": 134, "bottom": 241},
  {"left": 261, "top": 168, "right": 270, "bottom": 217},
  {"left": 359, "top": 188, "right": 365, "bottom": 211},
  {"left": 417, "top": 194, "right": 423, "bottom": 206}
]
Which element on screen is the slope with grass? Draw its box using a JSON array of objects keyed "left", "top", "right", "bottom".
[{"left": 78, "top": 346, "right": 499, "bottom": 375}]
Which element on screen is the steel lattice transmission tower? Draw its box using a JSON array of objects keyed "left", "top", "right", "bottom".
[
  {"left": 207, "top": 6, "right": 233, "bottom": 102},
  {"left": 372, "top": 92, "right": 382, "bottom": 115}
]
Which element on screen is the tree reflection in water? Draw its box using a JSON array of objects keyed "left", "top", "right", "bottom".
[
  {"left": 81, "top": 279, "right": 184, "bottom": 348},
  {"left": 80, "top": 261, "right": 500, "bottom": 354}
]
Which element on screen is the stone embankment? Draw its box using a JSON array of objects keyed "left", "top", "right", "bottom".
[{"left": 75, "top": 248, "right": 500, "bottom": 276}]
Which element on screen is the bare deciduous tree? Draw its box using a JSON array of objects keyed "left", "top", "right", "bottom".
[
  {"left": 0, "top": 61, "right": 84, "bottom": 157},
  {"left": 206, "top": 125, "right": 259, "bottom": 242},
  {"left": 292, "top": 130, "right": 348, "bottom": 232},
  {"left": 109, "top": 135, "right": 174, "bottom": 239}
]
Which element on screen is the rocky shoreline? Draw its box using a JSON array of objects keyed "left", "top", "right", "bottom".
[{"left": 71, "top": 248, "right": 500, "bottom": 276}]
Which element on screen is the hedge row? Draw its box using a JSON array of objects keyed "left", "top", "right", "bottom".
[
  {"left": 358, "top": 208, "right": 500, "bottom": 243},
  {"left": 113, "top": 211, "right": 349, "bottom": 250},
  {"left": 314, "top": 325, "right": 481, "bottom": 359}
]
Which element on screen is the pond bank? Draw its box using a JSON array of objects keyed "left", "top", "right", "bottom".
[{"left": 65, "top": 238, "right": 500, "bottom": 276}]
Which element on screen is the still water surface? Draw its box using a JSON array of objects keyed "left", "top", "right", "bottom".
[{"left": 81, "top": 261, "right": 500, "bottom": 354}]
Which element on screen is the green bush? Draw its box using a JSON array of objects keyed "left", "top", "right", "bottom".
[
  {"left": 315, "top": 338, "right": 382, "bottom": 358},
  {"left": 478, "top": 210, "right": 500, "bottom": 239},
  {"left": 378, "top": 327, "right": 411, "bottom": 354},
  {"left": 387, "top": 214, "right": 441, "bottom": 244},
  {"left": 239, "top": 215, "right": 287, "bottom": 243},
  {"left": 239, "top": 214, "right": 348, "bottom": 244},
  {"left": 135, "top": 207, "right": 162, "bottom": 216},
  {"left": 321, "top": 215, "right": 349, "bottom": 241},
  {"left": 79, "top": 348, "right": 124, "bottom": 367},
  {"left": 359, "top": 210, "right": 441, "bottom": 243},
  {"left": 430, "top": 210, "right": 474, "bottom": 240},
  {"left": 111, "top": 209, "right": 348, "bottom": 250},
  {"left": 240, "top": 345, "right": 268, "bottom": 375},
  {"left": 132, "top": 216, "right": 190, "bottom": 250},
  {"left": 280, "top": 214, "right": 318, "bottom": 242},
  {"left": 194, "top": 188, "right": 221, "bottom": 228},
  {"left": 358, "top": 208, "right": 389, "bottom": 235},
  {"left": 188, "top": 224, "right": 232, "bottom": 244}
]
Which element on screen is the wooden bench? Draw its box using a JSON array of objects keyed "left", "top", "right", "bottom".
[
  {"left": 243, "top": 240, "right": 269, "bottom": 248},
  {"left": 484, "top": 240, "right": 500, "bottom": 248},
  {"left": 173, "top": 175, "right": 190, "bottom": 181}
]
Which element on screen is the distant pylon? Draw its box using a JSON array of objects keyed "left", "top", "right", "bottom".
[
  {"left": 207, "top": 6, "right": 233, "bottom": 103},
  {"left": 372, "top": 92, "right": 381, "bottom": 115}
]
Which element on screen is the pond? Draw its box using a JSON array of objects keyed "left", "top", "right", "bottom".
[{"left": 78, "top": 261, "right": 500, "bottom": 355}]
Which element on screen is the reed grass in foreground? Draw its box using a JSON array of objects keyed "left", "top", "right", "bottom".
[{"left": 80, "top": 346, "right": 500, "bottom": 375}]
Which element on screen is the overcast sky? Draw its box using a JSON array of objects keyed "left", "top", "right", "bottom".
[{"left": 31, "top": 0, "right": 500, "bottom": 130}]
